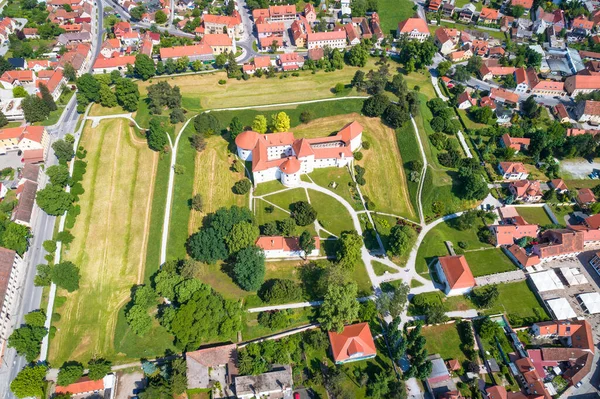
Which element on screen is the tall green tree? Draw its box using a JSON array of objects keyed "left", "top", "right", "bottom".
[
  {"left": 232, "top": 246, "right": 265, "bottom": 291},
  {"left": 76, "top": 73, "right": 100, "bottom": 103},
  {"left": 8, "top": 325, "right": 47, "bottom": 362},
  {"left": 251, "top": 115, "right": 267, "bottom": 133},
  {"left": 134, "top": 54, "right": 156, "bottom": 81},
  {"left": 87, "top": 358, "right": 112, "bottom": 381},
  {"left": 22, "top": 94, "right": 49, "bottom": 122},
  {"left": 57, "top": 362, "right": 84, "bottom": 386},
  {"left": 299, "top": 230, "right": 315, "bottom": 258},
  {"left": 224, "top": 221, "right": 259, "bottom": 254},
  {"left": 36, "top": 184, "right": 72, "bottom": 216},
  {"left": 147, "top": 118, "right": 168, "bottom": 151},
  {"left": 38, "top": 83, "right": 57, "bottom": 111},
  {"left": 318, "top": 282, "right": 360, "bottom": 332},
  {"left": 336, "top": 230, "right": 363, "bottom": 268},
  {"left": 229, "top": 116, "right": 243, "bottom": 139},
  {"left": 10, "top": 365, "right": 48, "bottom": 399},
  {"left": 115, "top": 79, "right": 140, "bottom": 111},
  {"left": 51, "top": 261, "right": 81, "bottom": 292}
]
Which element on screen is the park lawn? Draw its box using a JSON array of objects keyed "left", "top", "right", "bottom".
[
  {"left": 254, "top": 199, "right": 291, "bottom": 225},
  {"left": 307, "top": 189, "right": 355, "bottom": 237},
  {"left": 484, "top": 281, "right": 549, "bottom": 322},
  {"left": 463, "top": 248, "right": 517, "bottom": 277},
  {"left": 564, "top": 179, "right": 600, "bottom": 190},
  {"left": 50, "top": 119, "right": 159, "bottom": 364},
  {"left": 396, "top": 121, "right": 422, "bottom": 220},
  {"left": 516, "top": 206, "right": 553, "bottom": 226},
  {"left": 262, "top": 188, "right": 308, "bottom": 212},
  {"left": 421, "top": 323, "right": 467, "bottom": 363},
  {"left": 136, "top": 61, "right": 377, "bottom": 112},
  {"left": 253, "top": 179, "right": 287, "bottom": 196},
  {"left": 372, "top": 260, "right": 397, "bottom": 276},
  {"left": 416, "top": 218, "right": 492, "bottom": 279},
  {"left": 303, "top": 167, "right": 363, "bottom": 211},
  {"left": 293, "top": 113, "right": 416, "bottom": 220},
  {"left": 378, "top": 0, "right": 418, "bottom": 34},
  {"left": 89, "top": 103, "right": 128, "bottom": 117}
]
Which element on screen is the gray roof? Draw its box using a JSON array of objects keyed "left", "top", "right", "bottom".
[
  {"left": 21, "top": 164, "right": 39, "bottom": 183},
  {"left": 12, "top": 180, "right": 37, "bottom": 225},
  {"left": 58, "top": 32, "right": 91, "bottom": 45},
  {"left": 0, "top": 248, "right": 17, "bottom": 316},
  {"left": 186, "top": 344, "right": 238, "bottom": 395},
  {"left": 234, "top": 365, "right": 293, "bottom": 397},
  {"left": 428, "top": 354, "right": 449, "bottom": 380}
]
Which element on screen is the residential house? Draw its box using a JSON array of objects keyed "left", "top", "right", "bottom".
[
  {"left": 0, "top": 126, "right": 49, "bottom": 162},
  {"left": 370, "top": 12, "right": 384, "bottom": 44},
  {"left": 256, "top": 235, "right": 319, "bottom": 258},
  {"left": 507, "top": 244, "right": 541, "bottom": 267},
  {"left": 36, "top": 70, "right": 66, "bottom": 101},
  {"left": 252, "top": 5, "right": 296, "bottom": 22},
  {"left": 500, "top": 133, "right": 530, "bottom": 153},
  {"left": 448, "top": 49, "right": 472, "bottom": 62},
  {"left": 99, "top": 38, "right": 121, "bottom": 58},
  {"left": 425, "top": 354, "right": 455, "bottom": 397},
  {"left": 574, "top": 100, "right": 600, "bottom": 123},
  {"left": 304, "top": 3, "right": 316, "bottom": 24},
  {"left": 22, "top": 28, "right": 39, "bottom": 39},
  {"left": 514, "top": 357, "right": 551, "bottom": 399},
  {"left": 479, "top": 63, "right": 516, "bottom": 81},
  {"left": 396, "top": 18, "right": 430, "bottom": 41},
  {"left": 307, "top": 47, "right": 324, "bottom": 61},
  {"left": 479, "top": 7, "right": 500, "bottom": 24},
  {"left": 278, "top": 53, "right": 304, "bottom": 71},
  {"left": 307, "top": 31, "right": 346, "bottom": 50},
  {"left": 553, "top": 103, "right": 570, "bottom": 123},
  {"left": 534, "top": 7, "right": 565, "bottom": 34},
  {"left": 459, "top": 5, "right": 476, "bottom": 23},
  {"left": 0, "top": 70, "right": 34, "bottom": 89},
  {"left": 456, "top": 91, "right": 476, "bottom": 109},
  {"left": 434, "top": 28, "right": 457, "bottom": 55},
  {"left": 201, "top": 34, "right": 234, "bottom": 55},
  {"left": 56, "top": 43, "right": 92, "bottom": 77},
  {"left": 234, "top": 366, "right": 293, "bottom": 399},
  {"left": 577, "top": 188, "right": 596, "bottom": 207},
  {"left": 435, "top": 255, "right": 476, "bottom": 296},
  {"left": 509, "top": 180, "right": 543, "bottom": 202},
  {"left": 491, "top": 222, "right": 539, "bottom": 246},
  {"left": 203, "top": 11, "right": 243, "bottom": 39},
  {"left": 491, "top": 87, "right": 519, "bottom": 105},
  {"left": 328, "top": 322, "right": 377, "bottom": 364},
  {"left": 531, "top": 319, "right": 594, "bottom": 352},
  {"left": 55, "top": 375, "right": 116, "bottom": 397},
  {"left": 550, "top": 179, "right": 568, "bottom": 193},
  {"left": 27, "top": 60, "right": 53, "bottom": 72},
  {"left": 186, "top": 344, "right": 238, "bottom": 398},
  {"left": 511, "top": 0, "right": 533, "bottom": 14},
  {"left": 442, "top": 3, "right": 455, "bottom": 18},
  {"left": 572, "top": 16, "right": 594, "bottom": 34},
  {"left": 92, "top": 55, "right": 136, "bottom": 74},
  {"left": 11, "top": 164, "right": 39, "bottom": 227},
  {"left": 242, "top": 56, "right": 271, "bottom": 74},
  {"left": 565, "top": 75, "right": 600, "bottom": 95},
  {"left": 0, "top": 248, "right": 24, "bottom": 356},
  {"left": 235, "top": 121, "right": 362, "bottom": 186},
  {"left": 259, "top": 35, "right": 283, "bottom": 51},
  {"left": 344, "top": 23, "right": 360, "bottom": 46},
  {"left": 290, "top": 16, "right": 311, "bottom": 47},
  {"left": 160, "top": 44, "right": 213, "bottom": 61},
  {"left": 256, "top": 22, "right": 285, "bottom": 39},
  {"left": 498, "top": 161, "right": 529, "bottom": 180}
]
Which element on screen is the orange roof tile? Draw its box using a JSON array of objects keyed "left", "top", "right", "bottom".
[
  {"left": 397, "top": 17, "right": 429, "bottom": 34},
  {"left": 438, "top": 255, "right": 475, "bottom": 289},
  {"left": 55, "top": 377, "right": 104, "bottom": 395},
  {"left": 328, "top": 322, "right": 377, "bottom": 363}
]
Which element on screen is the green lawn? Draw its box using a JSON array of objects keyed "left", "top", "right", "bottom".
[
  {"left": 89, "top": 103, "right": 128, "bottom": 117},
  {"left": 457, "top": 109, "right": 489, "bottom": 131},
  {"left": 253, "top": 179, "right": 288, "bottom": 196},
  {"left": 484, "top": 281, "right": 549, "bottom": 323},
  {"left": 463, "top": 248, "right": 517, "bottom": 277},
  {"left": 550, "top": 205, "right": 575, "bottom": 227},
  {"left": 262, "top": 188, "right": 308, "bottom": 212},
  {"left": 516, "top": 207, "right": 553, "bottom": 226},
  {"left": 242, "top": 307, "right": 316, "bottom": 341},
  {"left": 422, "top": 323, "right": 468, "bottom": 363},
  {"left": 308, "top": 189, "right": 356, "bottom": 237},
  {"left": 372, "top": 260, "right": 397, "bottom": 276},
  {"left": 378, "top": 0, "right": 418, "bottom": 34},
  {"left": 395, "top": 121, "right": 422, "bottom": 220},
  {"left": 254, "top": 199, "right": 291, "bottom": 226},
  {"left": 304, "top": 167, "right": 363, "bottom": 211},
  {"left": 416, "top": 218, "right": 492, "bottom": 279}
]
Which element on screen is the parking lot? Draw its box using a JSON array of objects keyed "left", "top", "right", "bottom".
[{"left": 560, "top": 159, "right": 600, "bottom": 179}]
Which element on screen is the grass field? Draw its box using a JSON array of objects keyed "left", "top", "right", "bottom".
[
  {"left": 89, "top": 103, "right": 128, "bottom": 117},
  {"left": 304, "top": 167, "right": 362, "bottom": 210},
  {"left": 550, "top": 205, "right": 575, "bottom": 226},
  {"left": 463, "top": 248, "right": 517, "bottom": 277},
  {"left": 516, "top": 206, "right": 553, "bottom": 226},
  {"left": 293, "top": 113, "right": 416, "bottom": 220},
  {"left": 416, "top": 218, "right": 492, "bottom": 278},
  {"left": 484, "top": 281, "right": 549, "bottom": 321},
  {"left": 378, "top": 0, "right": 417, "bottom": 34},
  {"left": 457, "top": 109, "right": 488, "bottom": 130},
  {"left": 422, "top": 323, "right": 467, "bottom": 363},
  {"left": 372, "top": 260, "right": 397, "bottom": 276},
  {"left": 395, "top": 121, "right": 422, "bottom": 220},
  {"left": 50, "top": 119, "right": 161, "bottom": 364},
  {"left": 308, "top": 189, "right": 355, "bottom": 237}
]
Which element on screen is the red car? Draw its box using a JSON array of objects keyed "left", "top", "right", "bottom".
[{"left": 294, "top": 393, "right": 300, "bottom": 399}]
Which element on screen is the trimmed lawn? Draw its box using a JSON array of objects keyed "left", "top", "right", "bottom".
[
  {"left": 50, "top": 119, "right": 160, "bottom": 364},
  {"left": 416, "top": 218, "right": 492, "bottom": 279},
  {"left": 378, "top": 0, "right": 418, "bottom": 34},
  {"left": 396, "top": 121, "right": 422, "bottom": 220},
  {"left": 89, "top": 103, "right": 128, "bottom": 117},
  {"left": 422, "top": 323, "right": 467, "bottom": 363},
  {"left": 484, "top": 280, "right": 549, "bottom": 322},
  {"left": 253, "top": 179, "right": 287, "bottom": 196},
  {"left": 463, "top": 248, "right": 517, "bottom": 277},
  {"left": 242, "top": 307, "right": 316, "bottom": 341},
  {"left": 308, "top": 189, "right": 356, "bottom": 237},
  {"left": 304, "top": 167, "right": 362, "bottom": 211},
  {"left": 550, "top": 204, "right": 576, "bottom": 227},
  {"left": 254, "top": 199, "right": 291, "bottom": 225},
  {"left": 262, "top": 188, "right": 308, "bottom": 212},
  {"left": 293, "top": 113, "right": 417, "bottom": 220},
  {"left": 410, "top": 279, "right": 424, "bottom": 288},
  {"left": 457, "top": 109, "right": 488, "bottom": 130},
  {"left": 516, "top": 207, "right": 553, "bottom": 226},
  {"left": 372, "top": 260, "right": 397, "bottom": 276}
]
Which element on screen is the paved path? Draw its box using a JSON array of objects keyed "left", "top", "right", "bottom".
[
  {"left": 474, "top": 269, "right": 526, "bottom": 286},
  {"left": 457, "top": 131, "right": 473, "bottom": 158},
  {"left": 411, "top": 115, "right": 427, "bottom": 226}
]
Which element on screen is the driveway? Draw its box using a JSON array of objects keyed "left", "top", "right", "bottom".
[
  {"left": 0, "top": 150, "right": 25, "bottom": 170},
  {"left": 561, "top": 159, "right": 600, "bottom": 179}
]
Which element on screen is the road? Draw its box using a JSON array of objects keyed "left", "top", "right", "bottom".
[{"left": 0, "top": 0, "right": 104, "bottom": 396}]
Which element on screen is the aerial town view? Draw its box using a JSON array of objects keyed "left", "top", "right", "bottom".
[{"left": 2, "top": 0, "right": 600, "bottom": 396}]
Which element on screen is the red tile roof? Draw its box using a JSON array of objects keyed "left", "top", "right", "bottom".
[
  {"left": 510, "top": 180, "right": 542, "bottom": 198},
  {"left": 437, "top": 255, "right": 475, "bottom": 289},
  {"left": 578, "top": 188, "right": 596, "bottom": 204},
  {"left": 93, "top": 55, "right": 136, "bottom": 69},
  {"left": 491, "top": 87, "right": 519, "bottom": 103},
  {"left": 55, "top": 377, "right": 104, "bottom": 395},
  {"left": 499, "top": 161, "right": 527, "bottom": 174},
  {"left": 202, "top": 12, "right": 241, "bottom": 27},
  {"left": 486, "top": 386, "right": 508, "bottom": 399},
  {"left": 501, "top": 133, "right": 530, "bottom": 151},
  {"left": 397, "top": 18, "right": 429, "bottom": 34},
  {"left": 573, "top": 16, "right": 593, "bottom": 30},
  {"left": 328, "top": 322, "right": 377, "bottom": 363},
  {"left": 256, "top": 235, "right": 320, "bottom": 251},
  {"left": 507, "top": 244, "right": 540, "bottom": 267},
  {"left": 493, "top": 224, "right": 539, "bottom": 245},
  {"left": 550, "top": 179, "right": 568, "bottom": 191},
  {"left": 202, "top": 33, "right": 232, "bottom": 47},
  {"left": 480, "top": 7, "right": 500, "bottom": 20},
  {"left": 511, "top": 0, "right": 533, "bottom": 8},
  {"left": 307, "top": 30, "right": 346, "bottom": 42},
  {"left": 256, "top": 22, "right": 285, "bottom": 34}
]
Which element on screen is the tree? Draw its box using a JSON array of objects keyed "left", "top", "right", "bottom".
[
  {"left": 115, "top": 79, "right": 140, "bottom": 112},
  {"left": 458, "top": 166, "right": 489, "bottom": 200},
  {"left": 233, "top": 178, "right": 252, "bottom": 194},
  {"left": 299, "top": 230, "right": 315, "bottom": 258},
  {"left": 377, "top": 282, "right": 410, "bottom": 318},
  {"left": 291, "top": 201, "right": 317, "bottom": 226},
  {"left": 39, "top": 82, "right": 57, "bottom": 111},
  {"left": 99, "top": 84, "right": 117, "bottom": 107},
  {"left": 337, "top": 230, "right": 363, "bottom": 268},
  {"left": 22, "top": 94, "right": 49, "bottom": 122},
  {"left": 229, "top": 116, "right": 244, "bottom": 139},
  {"left": 388, "top": 225, "right": 415, "bottom": 256},
  {"left": 87, "top": 358, "right": 112, "bottom": 381},
  {"left": 453, "top": 65, "right": 471, "bottom": 82},
  {"left": 215, "top": 53, "right": 227, "bottom": 68},
  {"left": 345, "top": 43, "right": 369, "bottom": 67},
  {"left": 271, "top": 112, "right": 290, "bottom": 132},
  {"left": 351, "top": 70, "right": 366, "bottom": 92},
  {"left": 130, "top": 5, "right": 146, "bottom": 20},
  {"left": 522, "top": 95, "right": 540, "bottom": 119},
  {"left": 191, "top": 193, "right": 203, "bottom": 211},
  {"left": 194, "top": 113, "right": 221, "bottom": 136},
  {"left": 252, "top": 115, "right": 268, "bottom": 133},
  {"left": 13, "top": 86, "right": 27, "bottom": 98},
  {"left": 233, "top": 246, "right": 265, "bottom": 291},
  {"left": 438, "top": 61, "right": 452, "bottom": 76},
  {"left": 51, "top": 261, "right": 81, "bottom": 292},
  {"left": 147, "top": 118, "right": 168, "bottom": 151},
  {"left": 383, "top": 103, "right": 410, "bottom": 128},
  {"left": 154, "top": 9, "right": 167, "bottom": 24},
  {"left": 52, "top": 139, "right": 74, "bottom": 163},
  {"left": 190, "top": 134, "right": 206, "bottom": 152},
  {"left": 0, "top": 110, "right": 7, "bottom": 128},
  {"left": 46, "top": 164, "right": 70, "bottom": 187},
  {"left": 225, "top": 221, "right": 259, "bottom": 254},
  {"left": 510, "top": 4, "right": 525, "bottom": 17},
  {"left": 466, "top": 56, "right": 483, "bottom": 74},
  {"left": 2, "top": 223, "right": 31, "bottom": 255},
  {"left": 187, "top": 227, "right": 228, "bottom": 264},
  {"left": 36, "top": 184, "right": 72, "bottom": 216},
  {"left": 57, "top": 362, "right": 84, "bottom": 386},
  {"left": 63, "top": 62, "right": 76, "bottom": 82},
  {"left": 362, "top": 94, "right": 390, "bottom": 117},
  {"left": 134, "top": 54, "right": 156, "bottom": 81},
  {"left": 472, "top": 285, "right": 499, "bottom": 308},
  {"left": 76, "top": 74, "right": 101, "bottom": 103},
  {"left": 170, "top": 108, "right": 185, "bottom": 124},
  {"left": 10, "top": 365, "right": 48, "bottom": 399},
  {"left": 8, "top": 325, "right": 47, "bottom": 361},
  {"left": 368, "top": 372, "right": 391, "bottom": 399},
  {"left": 56, "top": 230, "right": 75, "bottom": 244},
  {"left": 126, "top": 304, "right": 152, "bottom": 336},
  {"left": 470, "top": 106, "right": 494, "bottom": 124},
  {"left": 35, "top": 264, "right": 53, "bottom": 286},
  {"left": 318, "top": 282, "right": 359, "bottom": 332},
  {"left": 24, "top": 310, "right": 46, "bottom": 327},
  {"left": 258, "top": 279, "right": 301, "bottom": 303}
]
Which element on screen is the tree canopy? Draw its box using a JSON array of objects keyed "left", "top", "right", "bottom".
[
  {"left": 318, "top": 282, "right": 360, "bottom": 332},
  {"left": 232, "top": 246, "right": 265, "bottom": 291}
]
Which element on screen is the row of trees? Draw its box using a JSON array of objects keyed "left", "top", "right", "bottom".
[{"left": 76, "top": 72, "right": 140, "bottom": 113}]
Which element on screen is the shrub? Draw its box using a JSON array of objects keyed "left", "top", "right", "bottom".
[
  {"left": 334, "top": 83, "right": 345, "bottom": 93},
  {"left": 299, "top": 110, "right": 313, "bottom": 124},
  {"left": 218, "top": 79, "right": 226, "bottom": 85},
  {"left": 458, "top": 241, "right": 468, "bottom": 249},
  {"left": 354, "top": 151, "right": 363, "bottom": 161},
  {"left": 233, "top": 178, "right": 252, "bottom": 195},
  {"left": 362, "top": 140, "right": 370, "bottom": 150},
  {"left": 258, "top": 279, "right": 302, "bottom": 303}
]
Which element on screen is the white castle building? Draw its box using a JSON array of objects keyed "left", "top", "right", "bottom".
[{"left": 234, "top": 121, "right": 363, "bottom": 186}]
